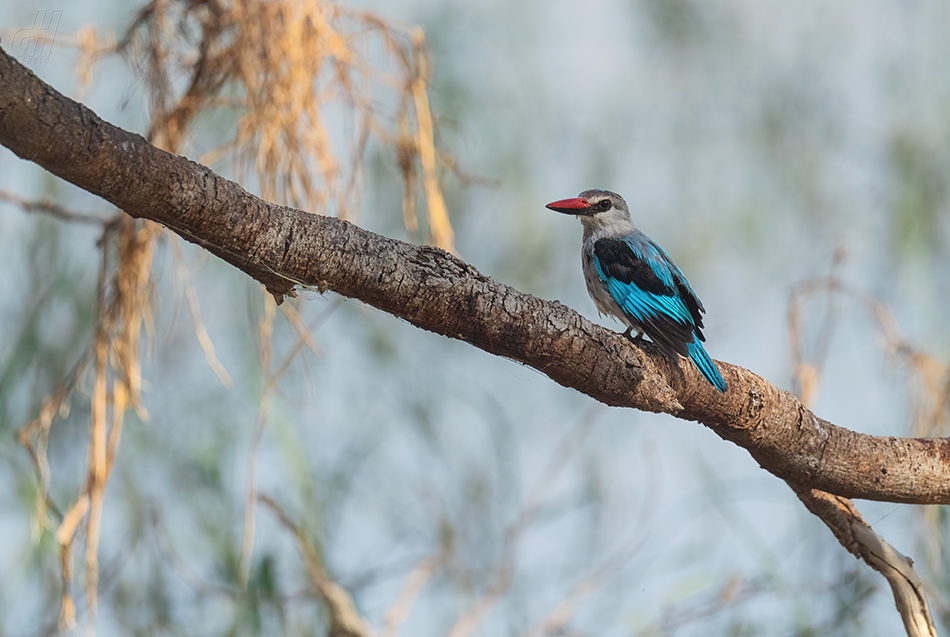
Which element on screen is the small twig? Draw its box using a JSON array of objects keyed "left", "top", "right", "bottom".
[
  {"left": 171, "top": 237, "right": 233, "bottom": 388},
  {"left": 380, "top": 555, "right": 442, "bottom": 637},
  {"left": 17, "top": 353, "right": 88, "bottom": 527},
  {"left": 259, "top": 494, "right": 374, "bottom": 637},
  {"left": 0, "top": 189, "right": 110, "bottom": 225},
  {"left": 278, "top": 300, "right": 326, "bottom": 359}
]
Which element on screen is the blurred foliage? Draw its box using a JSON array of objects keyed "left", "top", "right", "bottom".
[
  {"left": 0, "top": 217, "right": 96, "bottom": 437},
  {"left": 888, "top": 127, "right": 950, "bottom": 257},
  {"left": 641, "top": 0, "right": 711, "bottom": 50}
]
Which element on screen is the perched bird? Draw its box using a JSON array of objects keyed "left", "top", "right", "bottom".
[{"left": 546, "top": 189, "right": 727, "bottom": 392}]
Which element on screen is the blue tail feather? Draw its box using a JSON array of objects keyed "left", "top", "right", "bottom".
[{"left": 687, "top": 340, "right": 727, "bottom": 392}]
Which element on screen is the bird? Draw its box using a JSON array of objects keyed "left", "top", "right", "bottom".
[{"left": 546, "top": 189, "right": 727, "bottom": 392}]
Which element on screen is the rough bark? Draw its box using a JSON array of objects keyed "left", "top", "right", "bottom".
[{"left": 2, "top": 48, "right": 950, "bottom": 504}]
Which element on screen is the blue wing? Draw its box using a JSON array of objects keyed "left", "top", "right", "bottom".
[{"left": 593, "top": 234, "right": 727, "bottom": 392}]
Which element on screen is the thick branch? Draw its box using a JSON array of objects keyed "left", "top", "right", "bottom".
[{"left": 2, "top": 48, "right": 950, "bottom": 504}]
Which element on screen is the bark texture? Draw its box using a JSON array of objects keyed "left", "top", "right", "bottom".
[{"left": 2, "top": 48, "right": 950, "bottom": 504}]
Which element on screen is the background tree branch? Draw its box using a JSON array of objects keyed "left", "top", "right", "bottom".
[
  {"left": 2, "top": 47, "right": 950, "bottom": 507},
  {"left": 790, "top": 483, "right": 938, "bottom": 637}
]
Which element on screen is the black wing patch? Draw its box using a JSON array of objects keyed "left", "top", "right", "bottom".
[
  {"left": 593, "top": 238, "right": 695, "bottom": 358},
  {"left": 593, "top": 239, "right": 673, "bottom": 296}
]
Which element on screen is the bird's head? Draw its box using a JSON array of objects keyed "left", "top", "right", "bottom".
[{"left": 546, "top": 189, "right": 632, "bottom": 233}]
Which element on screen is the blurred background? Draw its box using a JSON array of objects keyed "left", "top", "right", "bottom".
[{"left": 2, "top": 1, "right": 950, "bottom": 635}]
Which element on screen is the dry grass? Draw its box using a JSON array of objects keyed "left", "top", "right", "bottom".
[
  {"left": 113, "top": 0, "right": 455, "bottom": 248},
  {"left": 15, "top": 0, "right": 457, "bottom": 633}
]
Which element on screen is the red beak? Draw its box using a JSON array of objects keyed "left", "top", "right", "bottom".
[{"left": 545, "top": 197, "right": 592, "bottom": 215}]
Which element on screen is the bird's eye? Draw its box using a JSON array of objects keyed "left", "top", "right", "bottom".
[{"left": 597, "top": 199, "right": 611, "bottom": 212}]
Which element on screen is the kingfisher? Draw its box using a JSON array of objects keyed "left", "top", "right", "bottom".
[{"left": 547, "top": 189, "right": 727, "bottom": 392}]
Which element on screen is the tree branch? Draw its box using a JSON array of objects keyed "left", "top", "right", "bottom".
[
  {"left": 2, "top": 47, "right": 950, "bottom": 504},
  {"left": 789, "top": 483, "right": 938, "bottom": 637},
  {"left": 0, "top": 189, "right": 110, "bottom": 224}
]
